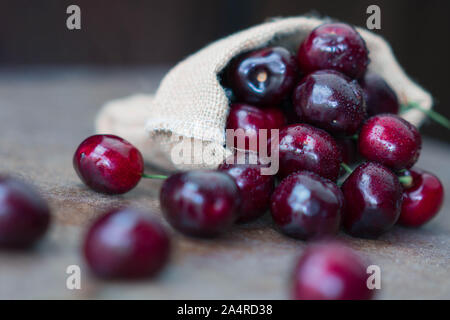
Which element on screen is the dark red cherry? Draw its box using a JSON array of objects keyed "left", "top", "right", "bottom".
[
  {"left": 359, "top": 114, "right": 422, "bottom": 171},
  {"left": 360, "top": 72, "right": 399, "bottom": 116},
  {"left": 292, "top": 70, "right": 366, "bottom": 135},
  {"left": 298, "top": 23, "right": 369, "bottom": 79},
  {"left": 398, "top": 169, "right": 444, "bottom": 227},
  {"left": 160, "top": 171, "right": 240, "bottom": 237},
  {"left": 274, "top": 124, "right": 342, "bottom": 181},
  {"left": 218, "top": 152, "right": 275, "bottom": 223},
  {"left": 0, "top": 176, "right": 51, "bottom": 249},
  {"left": 270, "top": 171, "right": 343, "bottom": 240},
  {"left": 73, "top": 134, "right": 144, "bottom": 194},
  {"left": 342, "top": 162, "right": 403, "bottom": 238},
  {"left": 83, "top": 207, "right": 170, "bottom": 279},
  {"left": 226, "top": 103, "right": 286, "bottom": 152},
  {"left": 292, "top": 242, "right": 374, "bottom": 300},
  {"left": 228, "top": 47, "right": 298, "bottom": 106}
]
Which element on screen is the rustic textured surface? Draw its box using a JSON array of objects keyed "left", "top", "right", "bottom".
[{"left": 0, "top": 67, "right": 448, "bottom": 300}]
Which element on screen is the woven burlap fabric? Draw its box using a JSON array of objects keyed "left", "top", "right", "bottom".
[{"left": 96, "top": 16, "right": 433, "bottom": 171}]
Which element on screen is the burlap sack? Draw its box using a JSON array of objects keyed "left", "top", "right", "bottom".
[{"left": 96, "top": 16, "right": 432, "bottom": 171}]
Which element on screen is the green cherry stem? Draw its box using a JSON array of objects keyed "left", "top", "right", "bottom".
[
  {"left": 142, "top": 173, "right": 168, "bottom": 180},
  {"left": 400, "top": 102, "right": 450, "bottom": 129},
  {"left": 398, "top": 175, "right": 413, "bottom": 188},
  {"left": 340, "top": 163, "right": 353, "bottom": 175}
]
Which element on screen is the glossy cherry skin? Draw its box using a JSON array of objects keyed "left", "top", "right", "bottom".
[
  {"left": 228, "top": 47, "right": 298, "bottom": 106},
  {"left": 292, "top": 242, "right": 374, "bottom": 300},
  {"left": 398, "top": 169, "right": 444, "bottom": 227},
  {"left": 160, "top": 171, "right": 240, "bottom": 237},
  {"left": 298, "top": 23, "right": 369, "bottom": 79},
  {"left": 360, "top": 72, "right": 399, "bottom": 116},
  {"left": 274, "top": 124, "right": 342, "bottom": 181},
  {"left": 0, "top": 176, "right": 51, "bottom": 249},
  {"left": 359, "top": 114, "right": 421, "bottom": 171},
  {"left": 83, "top": 207, "right": 170, "bottom": 279},
  {"left": 226, "top": 103, "right": 286, "bottom": 152},
  {"left": 218, "top": 152, "right": 275, "bottom": 223},
  {"left": 271, "top": 171, "right": 343, "bottom": 240},
  {"left": 342, "top": 162, "right": 403, "bottom": 238},
  {"left": 292, "top": 70, "right": 366, "bottom": 135},
  {"left": 73, "top": 134, "right": 144, "bottom": 194}
]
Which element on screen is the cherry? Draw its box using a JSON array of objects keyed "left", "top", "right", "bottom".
[
  {"left": 298, "top": 23, "right": 369, "bottom": 79},
  {"left": 73, "top": 134, "right": 144, "bottom": 194},
  {"left": 398, "top": 169, "right": 444, "bottom": 227},
  {"left": 292, "top": 70, "right": 366, "bottom": 135},
  {"left": 270, "top": 171, "right": 343, "bottom": 240},
  {"left": 360, "top": 72, "right": 399, "bottom": 116},
  {"left": 0, "top": 176, "right": 51, "bottom": 249},
  {"left": 226, "top": 103, "right": 286, "bottom": 151},
  {"left": 274, "top": 124, "right": 342, "bottom": 181},
  {"left": 83, "top": 207, "right": 170, "bottom": 279},
  {"left": 227, "top": 47, "right": 298, "bottom": 106},
  {"left": 341, "top": 162, "right": 403, "bottom": 238},
  {"left": 160, "top": 170, "right": 240, "bottom": 237},
  {"left": 358, "top": 114, "right": 422, "bottom": 171},
  {"left": 292, "top": 242, "right": 374, "bottom": 300},
  {"left": 218, "top": 152, "right": 275, "bottom": 223}
]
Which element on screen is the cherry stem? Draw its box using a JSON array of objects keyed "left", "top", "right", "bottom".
[
  {"left": 400, "top": 102, "right": 450, "bottom": 129},
  {"left": 398, "top": 175, "right": 413, "bottom": 188},
  {"left": 340, "top": 163, "right": 353, "bottom": 174},
  {"left": 350, "top": 134, "right": 359, "bottom": 141},
  {"left": 142, "top": 173, "right": 168, "bottom": 180}
]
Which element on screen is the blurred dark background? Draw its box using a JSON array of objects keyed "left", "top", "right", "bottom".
[{"left": 0, "top": 0, "right": 449, "bottom": 142}]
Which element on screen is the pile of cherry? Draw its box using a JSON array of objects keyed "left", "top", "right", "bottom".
[{"left": 0, "top": 23, "right": 446, "bottom": 300}]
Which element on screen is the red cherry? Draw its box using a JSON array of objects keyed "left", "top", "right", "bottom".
[
  {"left": 226, "top": 103, "right": 286, "bottom": 152},
  {"left": 292, "top": 70, "right": 366, "bottom": 135},
  {"left": 73, "top": 134, "right": 144, "bottom": 194},
  {"left": 274, "top": 124, "right": 342, "bottom": 181},
  {"left": 298, "top": 23, "right": 369, "bottom": 79},
  {"left": 342, "top": 162, "right": 403, "bottom": 238},
  {"left": 292, "top": 242, "right": 374, "bottom": 300},
  {"left": 271, "top": 171, "right": 343, "bottom": 240},
  {"left": 358, "top": 114, "right": 422, "bottom": 171},
  {"left": 398, "top": 169, "right": 444, "bottom": 227},
  {"left": 160, "top": 171, "right": 240, "bottom": 237},
  {"left": 218, "top": 152, "right": 275, "bottom": 223},
  {"left": 228, "top": 47, "right": 298, "bottom": 106},
  {"left": 83, "top": 207, "right": 170, "bottom": 279},
  {"left": 0, "top": 176, "right": 51, "bottom": 248},
  {"left": 360, "top": 72, "right": 399, "bottom": 116}
]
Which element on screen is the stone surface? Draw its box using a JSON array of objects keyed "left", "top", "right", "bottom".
[{"left": 0, "top": 67, "right": 448, "bottom": 299}]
